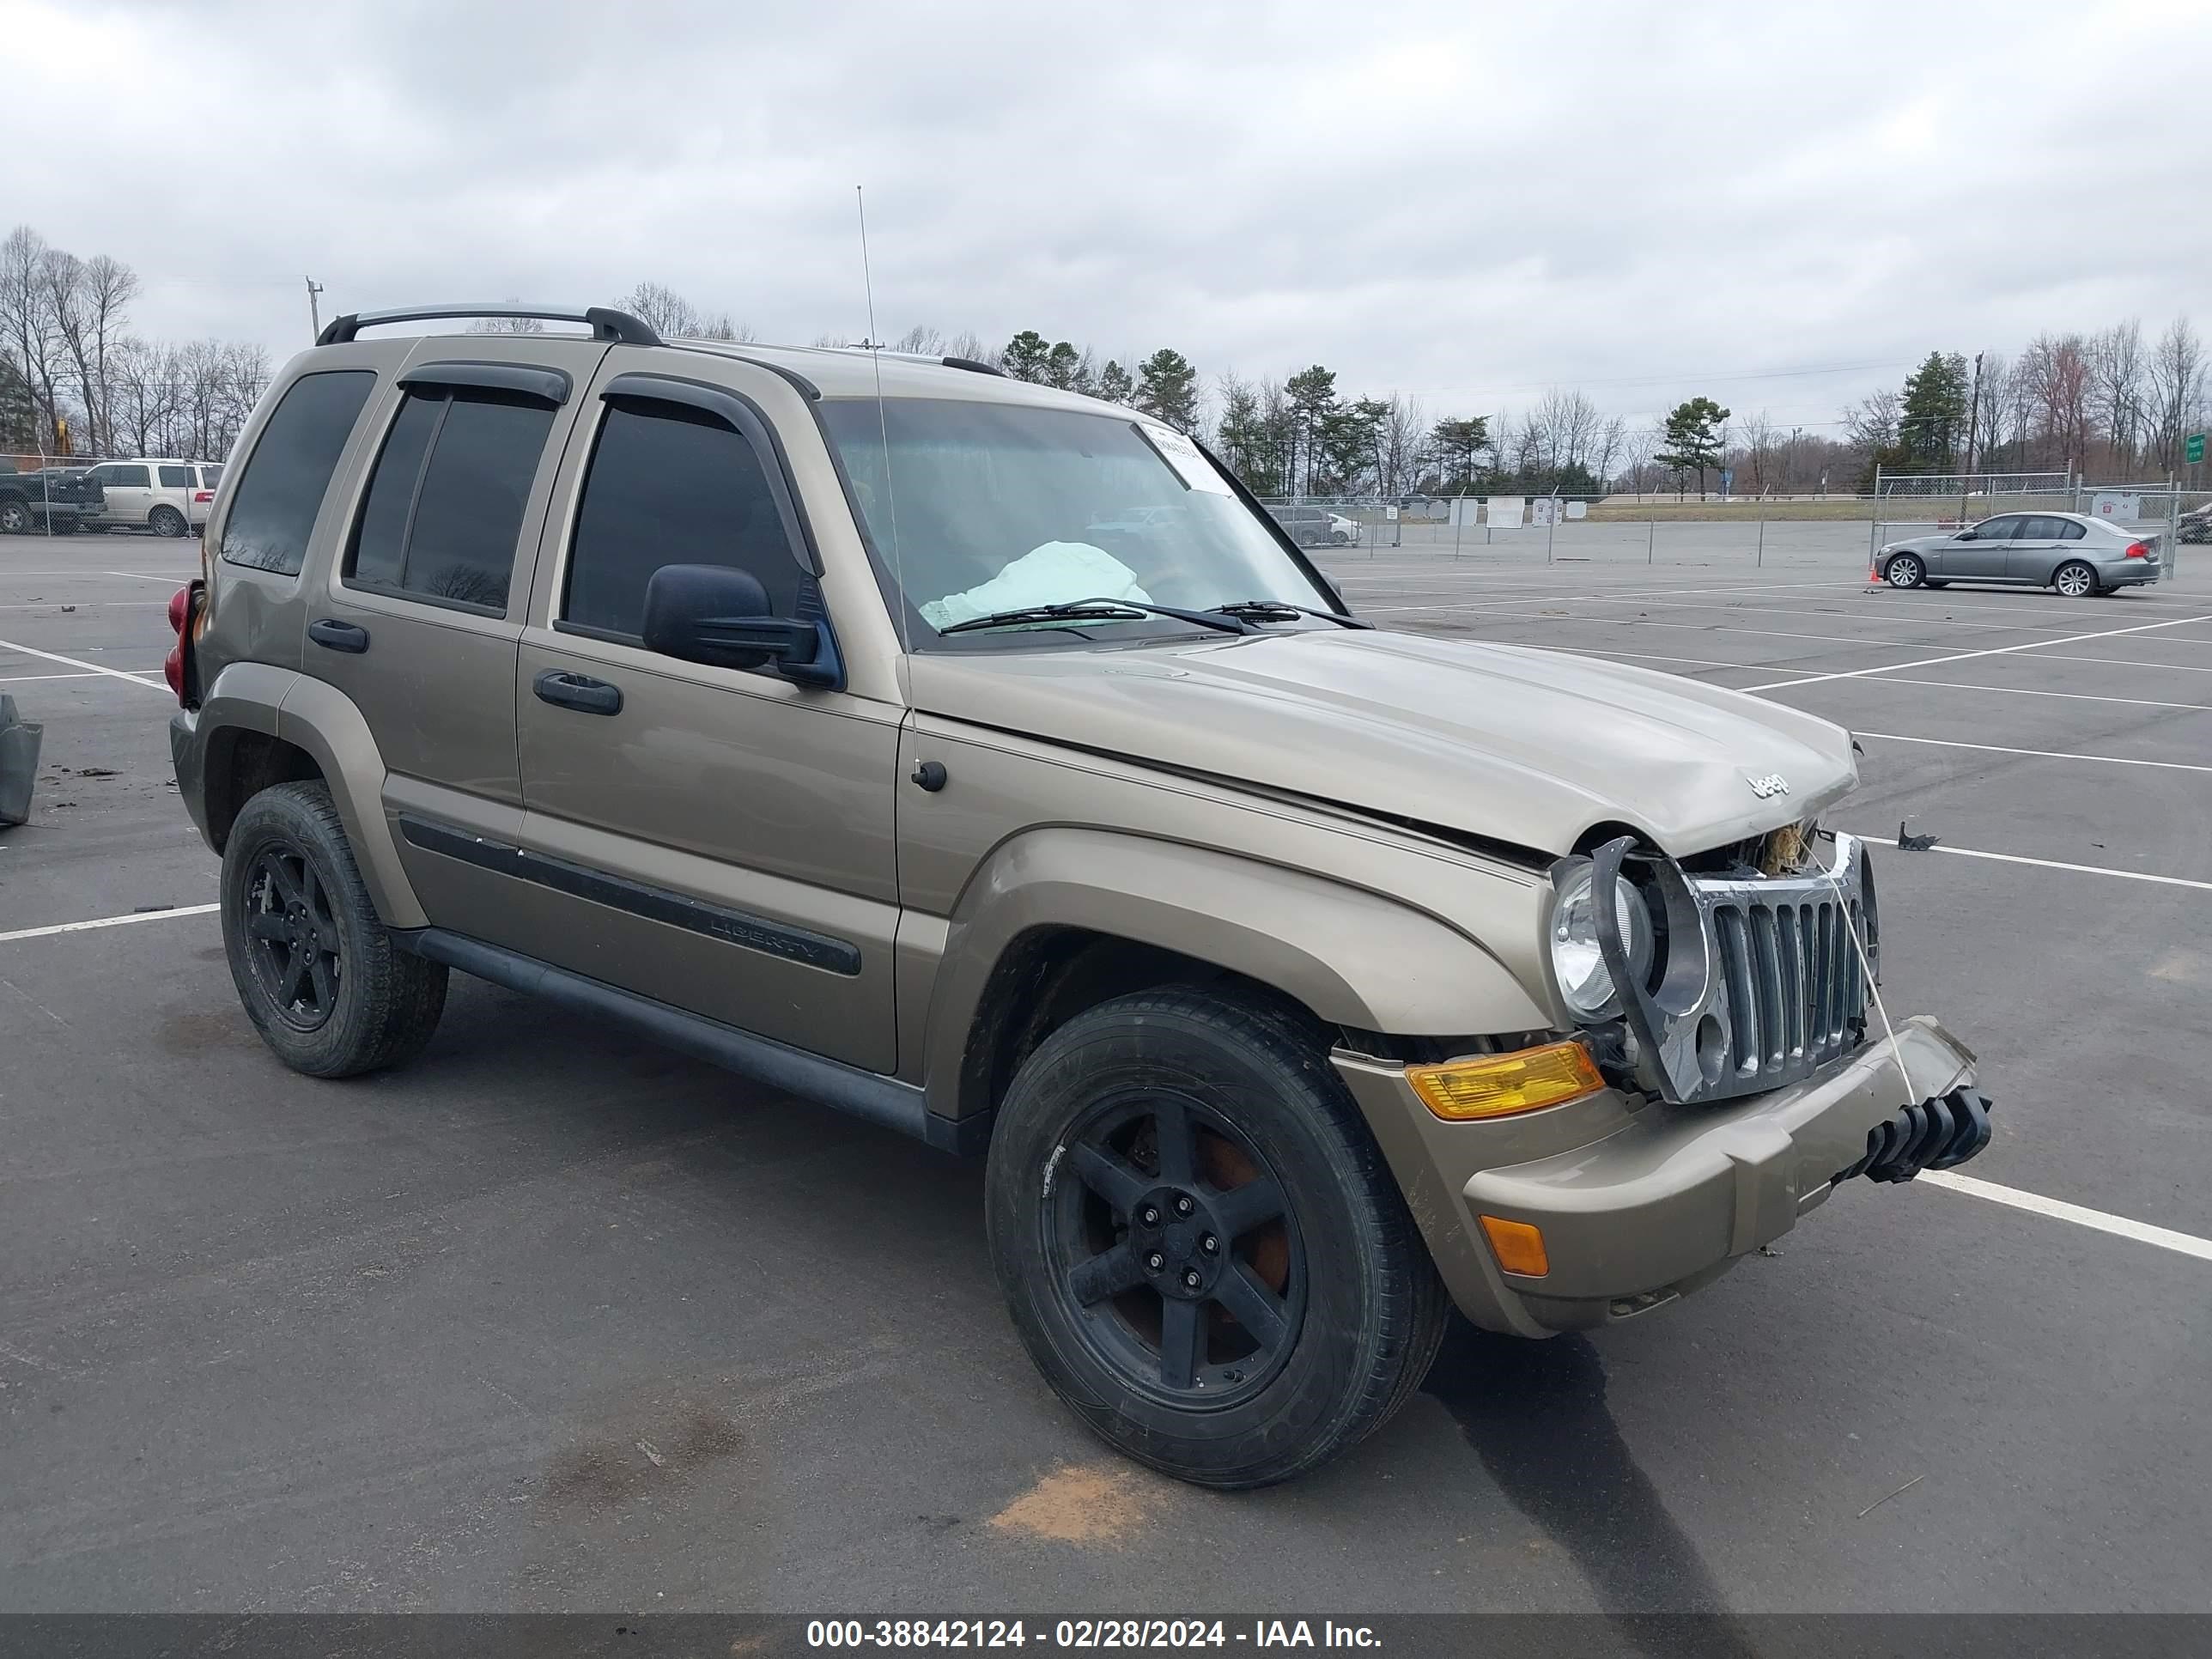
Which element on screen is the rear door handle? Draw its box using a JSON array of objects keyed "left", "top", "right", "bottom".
[
  {"left": 307, "top": 618, "right": 369, "bottom": 653},
  {"left": 533, "top": 669, "right": 623, "bottom": 716}
]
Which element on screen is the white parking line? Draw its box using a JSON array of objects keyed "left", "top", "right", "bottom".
[
  {"left": 1739, "top": 612, "right": 2212, "bottom": 693},
  {"left": 0, "top": 903, "right": 219, "bottom": 945},
  {"left": 0, "top": 668, "right": 167, "bottom": 684},
  {"left": 0, "top": 600, "right": 168, "bottom": 610},
  {"left": 1847, "top": 678, "right": 2209, "bottom": 713},
  {"left": 1856, "top": 732, "right": 2212, "bottom": 775},
  {"left": 0, "top": 637, "right": 166, "bottom": 690},
  {"left": 103, "top": 570, "right": 187, "bottom": 584},
  {"left": 1841, "top": 833, "right": 2212, "bottom": 893},
  {"left": 1919, "top": 1171, "right": 2212, "bottom": 1265}
]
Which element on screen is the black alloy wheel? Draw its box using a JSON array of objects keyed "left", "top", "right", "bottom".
[
  {"left": 1042, "top": 1088, "right": 1305, "bottom": 1407},
  {"left": 239, "top": 842, "right": 344, "bottom": 1030}
]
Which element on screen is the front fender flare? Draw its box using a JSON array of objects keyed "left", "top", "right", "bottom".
[{"left": 924, "top": 827, "right": 1549, "bottom": 1119}]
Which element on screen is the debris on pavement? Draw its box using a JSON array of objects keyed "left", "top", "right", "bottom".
[{"left": 1897, "top": 821, "right": 1942, "bottom": 851}]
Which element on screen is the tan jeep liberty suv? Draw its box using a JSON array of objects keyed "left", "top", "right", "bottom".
[{"left": 166, "top": 303, "right": 1991, "bottom": 1488}]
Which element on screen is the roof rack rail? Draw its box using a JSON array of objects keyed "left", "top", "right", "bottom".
[
  {"left": 314, "top": 303, "right": 662, "bottom": 349},
  {"left": 942, "top": 356, "right": 1005, "bottom": 377}
]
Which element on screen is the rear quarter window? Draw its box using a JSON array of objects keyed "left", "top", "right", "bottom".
[{"left": 220, "top": 370, "right": 376, "bottom": 576}]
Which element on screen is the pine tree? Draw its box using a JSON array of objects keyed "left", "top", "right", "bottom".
[
  {"left": 1135, "top": 349, "right": 1200, "bottom": 432},
  {"left": 1898, "top": 351, "right": 1970, "bottom": 471},
  {"left": 1653, "top": 397, "right": 1732, "bottom": 499},
  {"left": 1000, "top": 330, "right": 1053, "bottom": 381},
  {"left": 1097, "top": 361, "right": 1135, "bottom": 405},
  {"left": 1428, "top": 416, "right": 1490, "bottom": 492}
]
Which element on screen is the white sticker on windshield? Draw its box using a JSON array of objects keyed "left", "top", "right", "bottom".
[{"left": 1142, "top": 423, "right": 1234, "bottom": 495}]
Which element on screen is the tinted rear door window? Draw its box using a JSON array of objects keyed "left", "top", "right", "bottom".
[
  {"left": 561, "top": 400, "right": 805, "bottom": 639},
  {"left": 221, "top": 370, "right": 375, "bottom": 574},
  {"left": 157, "top": 464, "right": 193, "bottom": 489},
  {"left": 344, "top": 387, "right": 554, "bottom": 614}
]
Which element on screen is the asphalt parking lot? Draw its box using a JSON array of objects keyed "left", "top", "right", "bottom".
[{"left": 2, "top": 528, "right": 2207, "bottom": 1617}]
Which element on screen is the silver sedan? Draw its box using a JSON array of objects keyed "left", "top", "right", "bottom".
[{"left": 1879, "top": 511, "right": 2163, "bottom": 597}]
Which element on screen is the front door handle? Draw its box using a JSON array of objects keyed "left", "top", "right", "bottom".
[
  {"left": 307, "top": 618, "right": 369, "bottom": 653},
  {"left": 533, "top": 669, "right": 623, "bottom": 716}
]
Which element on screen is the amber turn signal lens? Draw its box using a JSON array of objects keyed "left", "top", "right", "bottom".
[
  {"left": 1406, "top": 1041, "right": 1605, "bottom": 1121},
  {"left": 1480, "top": 1215, "right": 1549, "bottom": 1277}
]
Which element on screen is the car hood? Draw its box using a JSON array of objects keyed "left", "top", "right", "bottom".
[
  {"left": 908, "top": 629, "right": 1858, "bottom": 859},
  {"left": 1886, "top": 532, "right": 1955, "bottom": 553}
]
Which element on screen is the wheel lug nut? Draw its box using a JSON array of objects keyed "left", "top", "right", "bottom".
[
  {"left": 1175, "top": 1195, "right": 1194, "bottom": 1217},
  {"left": 1139, "top": 1206, "right": 1159, "bottom": 1226},
  {"left": 1182, "top": 1269, "right": 1202, "bottom": 1290},
  {"left": 1200, "top": 1234, "right": 1218, "bottom": 1255},
  {"left": 1146, "top": 1252, "right": 1164, "bottom": 1272}
]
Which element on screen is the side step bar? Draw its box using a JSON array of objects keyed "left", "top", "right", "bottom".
[{"left": 404, "top": 928, "right": 987, "bottom": 1155}]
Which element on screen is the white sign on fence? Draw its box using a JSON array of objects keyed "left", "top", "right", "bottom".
[
  {"left": 1385, "top": 504, "right": 1399, "bottom": 521},
  {"left": 1564, "top": 501, "right": 1588, "bottom": 520},
  {"left": 1487, "top": 496, "right": 1526, "bottom": 528},
  {"left": 2090, "top": 493, "right": 2141, "bottom": 521}
]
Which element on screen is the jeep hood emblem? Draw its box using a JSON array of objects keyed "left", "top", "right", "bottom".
[{"left": 1746, "top": 772, "right": 1791, "bottom": 799}]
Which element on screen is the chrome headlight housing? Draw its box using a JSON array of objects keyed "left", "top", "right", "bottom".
[{"left": 1548, "top": 856, "right": 1654, "bottom": 1018}]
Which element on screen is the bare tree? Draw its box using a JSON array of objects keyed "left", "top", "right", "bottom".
[
  {"left": 2087, "top": 319, "right": 2145, "bottom": 471},
  {"left": 1616, "top": 422, "right": 1659, "bottom": 498},
  {"left": 617, "top": 281, "right": 754, "bottom": 342},
  {"left": 45, "top": 251, "right": 139, "bottom": 454},
  {"left": 2019, "top": 331, "right": 2091, "bottom": 471},
  {"left": 1844, "top": 388, "right": 1901, "bottom": 455},
  {"left": 1377, "top": 392, "right": 1426, "bottom": 496},
  {"left": 0, "top": 226, "right": 67, "bottom": 449},
  {"left": 2148, "top": 316, "right": 2207, "bottom": 471},
  {"left": 1736, "top": 409, "right": 1778, "bottom": 495},
  {"left": 107, "top": 336, "right": 179, "bottom": 455}
]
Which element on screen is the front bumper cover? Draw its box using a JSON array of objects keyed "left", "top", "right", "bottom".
[{"left": 1334, "top": 1015, "right": 1986, "bottom": 1336}]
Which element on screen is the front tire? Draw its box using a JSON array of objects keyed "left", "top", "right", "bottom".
[
  {"left": 221, "top": 781, "right": 447, "bottom": 1078},
  {"left": 0, "top": 500, "right": 29, "bottom": 535},
  {"left": 985, "top": 988, "right": 1448, "bottom": 1489},
  {"left": 2054, "top": 560, "right": 2099, "bottom": 598},
  {"left": 1884, "top": 552, "right": 1925, "bottom": 588}
]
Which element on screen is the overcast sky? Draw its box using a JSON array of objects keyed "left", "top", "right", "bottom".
[{"left": 7, "top": 0, "right": 2207, "bottom": 430}]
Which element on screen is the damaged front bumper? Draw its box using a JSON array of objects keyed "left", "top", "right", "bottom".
[{"left": 1334, "top": 1015, "right": 1986, "bottom": 1336}]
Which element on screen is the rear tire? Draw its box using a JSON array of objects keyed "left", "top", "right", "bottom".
[
  {"left": 0, "top": 500, "right": 29, "bottom": 535},
  {"left": 986, "top": 987, "right": 1449, "bottom": 1489},
  {"left": 1923, "top": 579, "right": 1949, "bottom": 589},
  {"left": 1884, "top": 552, "right": 1925, "bottom": 588},
  {"left": 222, "top": 781, "right": 447, "bottom": 1078},
  {"left": 2053, "top": 560, "right": 2098, "bottom": 598},
  {"left": 149, "top": 504, "right": 187, "bottom": 538}
]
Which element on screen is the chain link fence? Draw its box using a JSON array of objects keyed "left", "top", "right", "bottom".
[{"left": 0, "top": 452, "right": 222, "bottom": 538}]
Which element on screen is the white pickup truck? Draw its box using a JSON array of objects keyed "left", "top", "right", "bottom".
[{"left": 82, "top": 459, "right": 224, "bottom": 537}]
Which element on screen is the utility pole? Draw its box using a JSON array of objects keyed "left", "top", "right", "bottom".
[
  {"left": 1959, "top": 351, "right": 1983, "bottom": 529},
  {"left": 304, "top": 276, "right": 325, "bottom": 342}
]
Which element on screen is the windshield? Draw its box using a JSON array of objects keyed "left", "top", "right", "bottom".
[{"left": 818, "top": 397, "right": 1334, "bottom": 643}]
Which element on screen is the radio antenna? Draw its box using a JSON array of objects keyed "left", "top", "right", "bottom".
[{"left": 856, "top": 185, "right": 910, "bottom": 655}]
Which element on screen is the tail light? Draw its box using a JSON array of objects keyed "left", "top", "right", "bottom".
[
  {"left": 193, "top": 489, "right": 213, "bottom": 504},
  {"left": 164, "top": 585, "right": 191, "bottom": 701},
  {"left": 2124, "top": 541, "right": 2148, "bottom": 559}
]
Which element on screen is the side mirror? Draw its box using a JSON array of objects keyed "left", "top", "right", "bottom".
[
  {"left": 1954, "top": 528, "right": 1975, "bottom": 540},
  {"left": 641, "top": 563, "right": 836, "bottom": 686}
]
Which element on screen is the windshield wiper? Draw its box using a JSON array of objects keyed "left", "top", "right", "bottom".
[
  {"left": 1212, "top": 599, "right": 1373, "bottom": 629},
  {"left": 938, "top": 598, "right": 1253, "bottom": 637}
]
